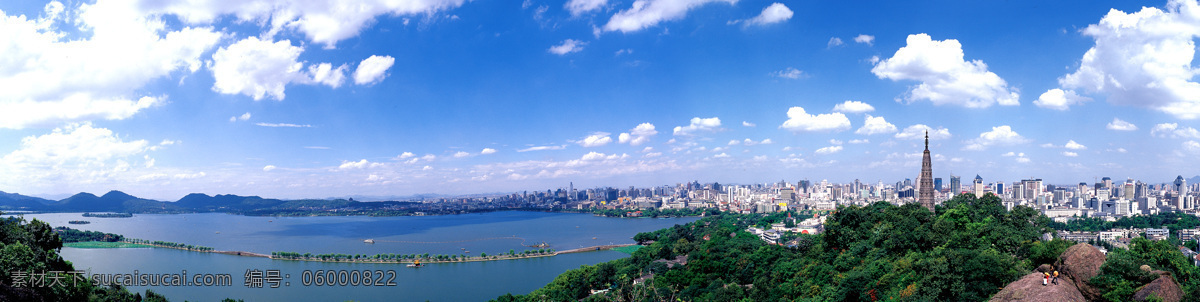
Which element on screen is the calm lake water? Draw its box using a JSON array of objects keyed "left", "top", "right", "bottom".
[{"left": 18, "top": 211, "right": 698, "bottom": 301}]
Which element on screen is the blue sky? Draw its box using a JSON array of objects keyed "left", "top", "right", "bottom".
[{"left": 1, "top": 0, "right": 1198, "bottom": 200}]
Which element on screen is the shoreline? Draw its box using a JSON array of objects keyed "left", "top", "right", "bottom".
[{"left": 71, "top": 240, "right": 638, "bottom": 264}]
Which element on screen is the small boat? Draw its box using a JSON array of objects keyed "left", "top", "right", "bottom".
[
  {"left": 407, "top": 259, "right": 423, "bottom": 268},
  {"left": 364, "top": 239, "right": 375, "bottom": 244},
  {"left": 215, "top": 231, "right": 220, "bottom": 234}
]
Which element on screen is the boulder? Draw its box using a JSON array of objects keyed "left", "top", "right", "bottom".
[
  {"left": 989, "top": 272, "right": 1086, "bottom": 302},
  {"left": 1055, "top": 243, "right": 1106, "bottom": 301},
  {"left": 1133, "top": 272, "right": 1182, "bottom": 302}
]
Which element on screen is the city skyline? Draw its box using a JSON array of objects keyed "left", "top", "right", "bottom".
[{"left": 2, "top": 0, "right": 1200, "bottom": 200}]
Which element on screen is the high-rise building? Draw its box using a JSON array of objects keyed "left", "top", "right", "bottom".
[
  {"left": 934, "top": 178, "right": 943, "bottom": 192},
  {"left": 1175, "top": 175, "right": 1187, "bottom": 193},
  {"left": 1124, "top": 179, "right": 1135, "bottom": 200},
  {"left": 1102, "top": 177, "right": 1113, "bottom": 189},
  {"left": 950, "top": 175, "right": 961, "bottom": 195},
  {"left": 973, "top": 175, "right": 984, "bottom": 197},
  {"left": 918, "top": 132, "right": 934, "bottom": 211},
  {"left": 1022, "top": 179, "right": 1043, "bottom": 201}
]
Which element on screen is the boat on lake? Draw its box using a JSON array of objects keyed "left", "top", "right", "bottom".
[
  {"left": 364, "top": 239, "right": 375, "bottom": 244},
  {"left": 407, "top": 259, "right": 423, "bottom": 268}
]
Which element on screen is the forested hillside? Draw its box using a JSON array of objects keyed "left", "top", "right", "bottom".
[{"left": 496, "top": 194, "right": 1200, "bottom": 301}]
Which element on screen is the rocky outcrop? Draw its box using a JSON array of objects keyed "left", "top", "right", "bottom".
[
  {"left": 1056, "top": 243, "right": 1106, "bottom": 300},
  {"left": 989, "top": 272, "right": 1086, "bottom": 302},
  {"left": 1133, "top": 271, "right": 1182, "bottom": 302}
]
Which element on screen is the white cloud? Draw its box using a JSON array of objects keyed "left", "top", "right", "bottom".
[
  {"left": 1063, "top": 151, "right": 1079, "bottom": 157},
  {"left": 832, "top": 100, "right": 875, "bottom": 113},
  {"left": 828, "top": 37, "right": 844, "bottom": 48},
  {"left": 423, "top": 165, "right": 433, "bottom": 171},
  {"left": 0, "top": 123, "right": 160, "bottom": 185},
  {"left": 1016, "top": 157, "right": 1032, "bottom": 163},
  {"left": 849, "top": 139, "right": 869, "bottom": 144},
  {"left": 673, "top": 117, "right": 721, "bottom": 135},
  {"left": 742, "top": 121, "right": 756, "bottom": 127},
  {"left": 855, "top": 115, "right": 897, "bottom": 135},
  {"left": 211, "top": 37, "right": 347, "bottom": 100},
  {"left": 772, "top": 67, "right": 804, "bottom": 79},
  {"left": 518, "top": 145, "right": 567, "bottom": 152},
  {"left": 829, "top": 139, "right": 843, "bottom": 145},
  {"left": 1059, "top": 0, "right": 1200, "bottom": 119},
  {"left": 814, "top": 145, "right": 843, "bottom": 154},
  {"left": 453, "top": 151, "right": 471, "bottom": 158},
  {"left": 713, "top": 152, "right": 730, "bottom": 158},
  {"left": 603, "top": 0, "right": 736, "bottom": 33},
  {"left": 1185, "top": 141, "right": 1200, "bottom": 153},
  {"left": 780, "top": 107, "right": 851, "bottom": 132},
  {"left": 963, "top": 125, "right": 1030, "bottom": 150},
  {"left": 481, "top": 148, "right": 497, "bottom": 155},
  {"left": 871, "top": 33, "right": 1020, "bottom": 108},
  {"left": 1106, "top": 118, "right": 1138, "bottom": 131},
  {"left": 1034, "top": 89, "right": 1092, "bottom": 110},
  {"left": 0, "top": 1, "right": 221, "bottom": 129},
  {"left": 618, "top": 123, "right": 658, "bottom": 146},
  {"left": 256, "top": 122, "right": 312, "bottom": 128},
  {"left": 578, "top": 132, "right": 613, "bottom": 147},
  {"left": 565, "top": 0, "right": 607, "bottom": 16},
  {"left": 230, "top": 112, "right": 252, "bottom": 122},
  {"left": 1151, "top": 123, "right": 1200, "bottom": 138},
  {"left": 760, "top": 138, "right": 773, "bottom": 144},
  {"left": 548, "top": 39, "right": 587, "bottom": 55},
  {"left": 339, "top": 159, "right": 383, "bottom": 170},
  {"left": 735, "top": 3, "right": 793, "bottom": 27},
  {"left": 1001, "top": 152, "right": 1017, "bottom": 157},
  {"left": 309, "top": 63, "right": 349, "bottom": 88},
  {"left": 140, "top": 0, "right": 468, "bottom": 48},
  {"left": 397, "top": 152, "right": 416, "bottom": 159},
  {"left": 895, "top": 124, "right": 952, "bottom": 140},
  {"left": 353, "top": 55, "right": 395, "bottom": 86},
  {"left": 263, "top": 165, "right": 277, "bottom": 172},
  {"left": 1064, "top": 140, "right": 1087, "bottom": 150},
  {"left": 854, "top": 34, "right": 875, "bottom": 45}
]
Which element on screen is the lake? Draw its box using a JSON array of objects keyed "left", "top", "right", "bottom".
[{"left": 19, "top": 211, "right": 698, "bottom": 301}]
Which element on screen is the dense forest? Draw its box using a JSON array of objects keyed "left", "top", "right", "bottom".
[{"left": 496, "top": 193, "right": 1200, "bottom": 302}]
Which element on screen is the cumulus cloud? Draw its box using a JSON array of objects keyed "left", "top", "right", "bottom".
[
  {"left": 453, "top": 151, "right": 471, "bottom": 158},
  {"left": 0, "top": 123, "right": 163, "bottom": 185},
  {"left": 673, "top": 117, "right": 721, "bottom": 135},
  {"left": 772, "top": 67, "right": 804, "bottom": 79},
  {"left": 577, "top": 132, "right": 613, "bottom": 147},
  {"left": 618, "top": 123, "right": 658, "bottom": 146},
  {"left": 828, "top": 37, "right": 844, "bottom": 48},
  {"left": 263, "top": 165, "right": 277, "bottom": 172},
  {"left": 1151, "top": 123, "right": 1200, "bottom": 138},
  {"left": 1034, "top": 89, "right": 1092, "bottom": 110},
  {"left": 1064, "top": 140, "right": 1087, "bottom": 150},
  {"left": 210, "top": 37, "right": 348, "bottom": 100},
  {"left": 1185, "top": 141, "right": 1200, "bottom": 153},
  {"left": 742, "top": 121, "right": 756, "bottom": 127},
  {"left": 854, "top": 34, "right": 875, "bottom": 45},
  {"left": 814, "top": 145, "right": 843, "bottom": 154},
  {"left": 565, "top": 0, "right": 607, "bottom": 16},
  {"left": 396, "top": 152, "right": 416, "bottom": 159},
  {"left": 871, "top": 33, "right": 1020, "bottom": 108},
  {"left": 733, "top": 3, "right": 792, "bottom": 27},
  {"left": 895, "top": 124, "right": 951, "bottom": 140},
  {"left": 339, "top": 159, "right": 383, "bottom": 170},
  {"left": 713, "top": 152, "right": 731, "bottom": 158},
  {"left": 849, "top": 139, "right": 870, "bottom": 144},
  {"left": 353, "top": 55, "right": 395, "bottom": 86},
  {"left": 833, "top": 100, "right": 875, "bottom": 113},
  {"left": 480, "top": 148, "right": 497, "bottom": 155},
  {"left": 602, "top": 0, "right": 736, "bottom": 33},
  {"left": 518, "top": 145, "right": 567, "bottom": 152},
  {"left": 1106, "top": 118, "right": 1138, "bottom": 131},
  {"left": 963, "top": 125, "right": 1030, "bottom": 150},
  {"left": 230, "top": 112, "right": 252, "bottom": 122},
  {"left": 0, "top": 1, "right": 220, "bottom": 129},
  {"left": 548, "top": 39, "right": 586, "bottom": 55},
  {"left": 855, "top": 115, "right": 898, "bottom": 135},
  {"left": 1063, "top": 151, "right": 1079, "bottom": 157},
  {"left": 138, "top": 0, "right": 469, "bottom": 48},
  {"left": 1058, "top": 0, "right": 1200, "bottom": 119},
  {"left": 780, "top": 107, "right": 851, "bottom": 132}
]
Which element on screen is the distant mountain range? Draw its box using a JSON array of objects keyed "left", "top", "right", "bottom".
[{"left": 0, "top": 190, "right": 422, "bottom": 215}]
